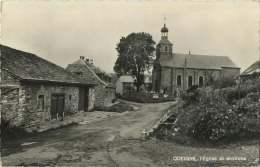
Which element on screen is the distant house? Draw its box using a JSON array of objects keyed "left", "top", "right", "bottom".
[
  {"left": 0, "top": 45, "right": 96, "bottom": 128},
  {"left": 152, "top": 23, "right": 240, "bottom": 93},
  {"left": 67, "top": 56, "right": 116, "bottom": 107},
  {"left": 109, "top": 73, "right": 118, "bottom": 85},
  {"left": 240, "top": 60, "right": 260, "bottom": 80},
  {"left": 115, "top": 75, "right": 152, "bottom": 95}
]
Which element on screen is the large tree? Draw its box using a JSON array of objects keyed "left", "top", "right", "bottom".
[{"left": 114, "top": 32, "right": 156, "bottom": 91}]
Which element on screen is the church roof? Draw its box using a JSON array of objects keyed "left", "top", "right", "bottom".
[
  {"left": 160, "top": 53, "right": 240, "bottom": 70},
  {"left": 240, "top": 60, "right": 260, "bottom": 76}
]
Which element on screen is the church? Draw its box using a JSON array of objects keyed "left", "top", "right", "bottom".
[{"left": 152, "top": 24, "right": 240, "bottom": 93}]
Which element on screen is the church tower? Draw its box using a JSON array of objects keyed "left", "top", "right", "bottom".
[{"left": 156, "top": 23, "right": 173, "bottom": 60}]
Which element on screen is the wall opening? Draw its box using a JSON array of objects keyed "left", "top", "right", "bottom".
[
  {"left": 188, "top": 76, "right": 193, "bottom": 87},
  {"left": 199, "top": 76, "right": 204, "bottom": 86},
  {"left": 177, "top": 75, "right": 181, "bottom": 86}
]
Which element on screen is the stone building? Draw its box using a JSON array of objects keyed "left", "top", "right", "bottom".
[
  {"left": 116, "top": 75, "right": 152, "bottom": 95},
  {"left": 0, "top": 45, "right": 96, "bottom": 128},
  {"left": 67, "top": 57, "right": 116, "bottom": 107},
  {"left": 240, "top": 60, "right": 260, "bottom": 80},
  {"left": 152, "top": 24, "right": 240, "bottom": 93}
]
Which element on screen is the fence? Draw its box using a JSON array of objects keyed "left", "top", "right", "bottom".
[{"left": 122, "top": 92, "right": 175, "bottom": 103}]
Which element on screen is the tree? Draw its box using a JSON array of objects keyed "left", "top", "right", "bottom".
[{"left": 114, "top": 32, "right": 156, "bottom": 91}]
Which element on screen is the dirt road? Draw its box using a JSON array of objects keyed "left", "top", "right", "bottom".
[{"left": 2, "top": 101, "right": 177, "bottom": 166}]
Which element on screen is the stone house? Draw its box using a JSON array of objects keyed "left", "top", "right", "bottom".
[
  {"left": 67, "top": 57, "right": 116, "bottom": 107},
  {"left": 0, "top": 45, "right": 96, "bottom": 128},
  {"left": 152, "top": 24, "right": 240, "bottom": 93},
  {"left": 116, "top": 75, "right": 152, "bottom": 95},
  {"left": 240, "top": 60, "right": 260, "bottom": 81}
]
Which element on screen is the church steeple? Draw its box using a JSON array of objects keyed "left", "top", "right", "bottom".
[
  {"left": 161, "top": 24, "right": 168, "bottom": 39},
  {"left": 156, "top": 20, "right": 173, "bottom": 60}
]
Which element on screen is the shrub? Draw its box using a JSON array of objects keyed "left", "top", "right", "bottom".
[
  {"left": 177, "top": 87, "right": 260, "bottom": 141},
  {"left": 112, "top": 98, "right": 117, "bottom": 103},
  {"left": 212, "top": 77, "right": 237, "bottom": 89},
  {"left": 186, "top": 85, "right": 200, "bottom": 93}
]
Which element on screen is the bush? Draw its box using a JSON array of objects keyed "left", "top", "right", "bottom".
[
  {"left": 186, "top": 85, "right": 200, "bottom": 93},
  {"left": 176, "top": 97, "right": 260, "bottom": 141},
  {"left": 212, "top": 77, "right": 237, "bottom": 89},
  {"left": 112, "top": 98, "right": 117, "bottom": 103}
]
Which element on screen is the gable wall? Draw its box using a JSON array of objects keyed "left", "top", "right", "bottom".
[{"left": 67, "top": 65, "right": 115, "bottom": 107}]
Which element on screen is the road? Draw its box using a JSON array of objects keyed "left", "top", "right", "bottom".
[{"left": 1, "top": 101, "right": 177, "bottom": 166}]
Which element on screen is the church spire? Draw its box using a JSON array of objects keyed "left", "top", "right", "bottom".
[{"left": 161, "top": 17, "right": 168, "bottom": 39}]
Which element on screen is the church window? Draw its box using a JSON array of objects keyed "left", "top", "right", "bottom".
[
  {"left": 165, "top": 46, "right": 168, "bottom": 52},
  {"left": 199, "top": 76, "right": 204, "bottom": 86},
  {"left": 188, "top": 76, "right": 193, "bottom": 87},
  {"left": 177, "top": 75, "right": 181, "bottom": 86}
]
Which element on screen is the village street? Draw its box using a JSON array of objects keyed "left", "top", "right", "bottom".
[{"left": 1, "top": 101, "right": 177, "bottom": 166}]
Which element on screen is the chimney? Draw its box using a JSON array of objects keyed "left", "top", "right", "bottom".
[
  {"left": 80, "top": 56, "right": 85, "bottom": 60},
  {"left": 89, "top": 59, "right": 93, "bottom": 65},
  {"left": 85, "top": 58, "right": 94, "bottom": 65}
]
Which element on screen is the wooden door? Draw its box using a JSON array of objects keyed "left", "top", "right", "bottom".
[
  {"left": 79, "top": 87, "right": 88, "bottom": 112},
  {"left": 50, "top": 94, "right": 65, "bottom": 120}
]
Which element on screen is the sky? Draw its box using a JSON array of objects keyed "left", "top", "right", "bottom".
[{"left": 1, "top": 1, "right": 259, "bottom": 73}]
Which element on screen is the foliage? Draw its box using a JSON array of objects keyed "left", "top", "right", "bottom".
[
  {"left": 211, "top": 77, "right": 237, "bottom": 89},
  {"left": 177, "top": 78, "right": 260, "bottom": 141},
  {"left": 114, "top": 32, "right": 156, "bottom": 91},
  {"left": 186, "top": 85, "right": 200, "bottom": 93}
]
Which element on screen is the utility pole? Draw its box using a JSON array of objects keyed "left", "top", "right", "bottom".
[{"left": 183, "top": 58, "right": 187, "bottom": 91}]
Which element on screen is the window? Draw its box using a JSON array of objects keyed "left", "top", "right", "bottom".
[
  {"left": 75, "top": 72, "right": 82, "bottom": 76},
  {"left": 37, "top": 95, "right": 44, "bottom": 111},
  {"left": 106, "top": 91, "right": 108, "bottom": 98},
  {"left": 188, "top": 76, "right": 193, "bottom": 87},
  {"left": 199, "top": 76, "right": 204, "bottom": 86},
  {"left": 165, "top": 46, "right": 168, "bottom": 52},
  {"left": 177, "top": 75, "right": 181, "bottom": 86},
  {"left": 69, "top": 94, "right": 72, "bottom": 101}
]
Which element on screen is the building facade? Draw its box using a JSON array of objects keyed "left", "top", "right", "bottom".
[
  {"left": 67, "top": 57, "right": 116, "bottom": 107},
  {"left": 116, "top": 75, "right": 152, "bottom": 95},
  {"left": 152, "top": 24, "right": 240, "bottom": 93},
  {"left": 0, "top": 45, "right": 95, "bottom": 128}
]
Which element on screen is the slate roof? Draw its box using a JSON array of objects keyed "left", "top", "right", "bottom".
[
  {"left": 69, "top": 57, "right": 115, "bottom": 88},
  {"left": 1, "top": 45, "right": 95, "bottom": 85},
  {"left": 241, "top": 60, "right": 260, "bottom": 76},
  {"left": 160, "top": 53, "right": 240, "bottom": 70}
]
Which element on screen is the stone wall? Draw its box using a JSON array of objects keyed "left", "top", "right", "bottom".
[
  {"left": 161, "top": 68, "right": 223, "bottom": 93},
  {"left": 1, "top": 89, "right": 20, "bottom": 126},
  {"left": 222, "top": 67, "right": 240, "bottom": 78},
  {"left": 15, "top": 82, "right": 81, "bottom": 128},
  {"left": 104, "top": 87, "right": 116, "bottom": 106},
  {"left": 88, "top": 86, "right": 95, "bottom": 111}
]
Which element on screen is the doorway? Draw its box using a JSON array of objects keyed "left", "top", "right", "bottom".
[
  {"left": 50, "top": 94, "right": 65, "bottom": 120},
  {"left": 79, "top": 87, "right": 89, "bottom": 112}
]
